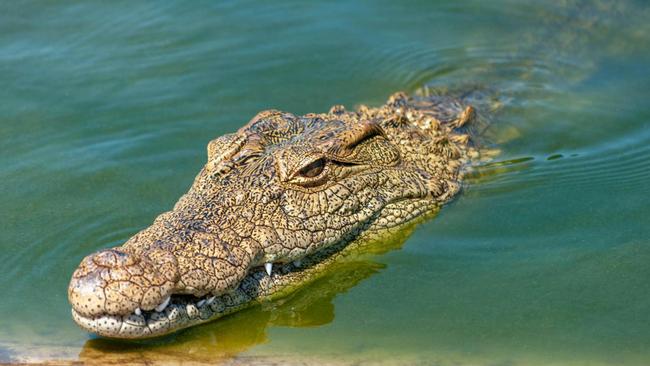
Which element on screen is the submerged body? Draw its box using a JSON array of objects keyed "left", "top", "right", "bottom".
[{"left": 68, "top": 90, "right": 489, "bottom": 339}]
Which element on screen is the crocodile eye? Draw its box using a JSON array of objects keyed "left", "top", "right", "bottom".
[{"left": 297, "top": 158, "right": 325, "bottom": 178}]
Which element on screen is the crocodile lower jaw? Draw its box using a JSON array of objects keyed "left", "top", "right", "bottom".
[{"left": 71, "top": 260, "right": 304, "bottom": 339}]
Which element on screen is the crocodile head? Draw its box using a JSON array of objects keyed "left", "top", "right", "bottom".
[{"left": 68, "top": 91, "right": 480, "bottom": 338}]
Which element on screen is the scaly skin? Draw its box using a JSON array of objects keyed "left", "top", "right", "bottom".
[{"left": 68, "top": 90, "right": 487, "bottom": 339}]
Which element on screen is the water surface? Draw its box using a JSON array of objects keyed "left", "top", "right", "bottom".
[{"left": 1, "top": 1, "right": 649, "bottom": 365}]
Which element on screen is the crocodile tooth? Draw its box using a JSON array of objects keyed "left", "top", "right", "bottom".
[
  {"left": 264, "top": 262, "right": 273, "bottom": 276},
  {"left": 197, "top": 299, "right": 206, "bottom": 307},
  {"left": 134, "top": 308, "right": 142, "bottom": 316},
  {"left": 155, "top": 296, "right": 171, "bottom": 312},
  {"left": 206, "top": 296, "right": 215, "bottom": 305},
  {"left": 293, "top": 259, "right": 302, "bottom": 267}
]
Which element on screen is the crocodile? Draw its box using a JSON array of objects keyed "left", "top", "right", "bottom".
[{"left": 68, "top": 90, "right": 492, "bottom": 339}]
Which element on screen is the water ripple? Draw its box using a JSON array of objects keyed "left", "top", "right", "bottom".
[{"left": 469, "top": 126, "right": 650, "bottom": 197}]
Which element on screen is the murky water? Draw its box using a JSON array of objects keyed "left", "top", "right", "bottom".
[{"left": 1, "top": 1, "right": 649, "bottom": 365}]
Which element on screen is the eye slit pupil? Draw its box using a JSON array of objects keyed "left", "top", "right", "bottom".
[{"left": 298, "top": 158, "right": 325, "bottom": 178}]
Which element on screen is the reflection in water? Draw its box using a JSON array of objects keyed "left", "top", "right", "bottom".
[{"left": 78, "top": 225, "right": 417, "bottom": 365}]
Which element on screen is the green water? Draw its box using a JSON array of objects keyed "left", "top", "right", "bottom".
[{"left": 1, "top": 1, "right": 649, "bottom": 364}]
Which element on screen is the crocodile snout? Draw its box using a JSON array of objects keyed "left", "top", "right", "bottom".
[{"left": 68, "top": 248, "right": 179, "bottom": 318}]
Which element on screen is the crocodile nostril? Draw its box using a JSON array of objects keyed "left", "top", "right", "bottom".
[
  {"left": 69, "top": 247, "right": 181, "bottom": 317},
  {"left": 92, "top": 249, "right": 137, "bottom": 267}
]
